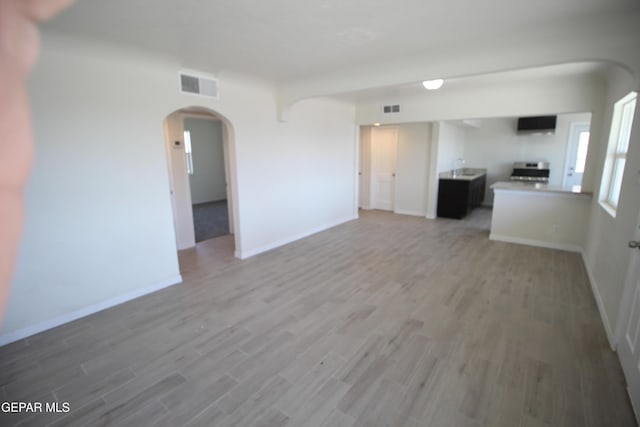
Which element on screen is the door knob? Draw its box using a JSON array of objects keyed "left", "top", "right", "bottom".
[{"left": 630, "top": 241, "right": 640, "bottom": 249}]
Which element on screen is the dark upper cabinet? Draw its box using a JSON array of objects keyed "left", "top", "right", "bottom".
[{"left": 437, "top": 174, "right": 486, "bottom": 219}]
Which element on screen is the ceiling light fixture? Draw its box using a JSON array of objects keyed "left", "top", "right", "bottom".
[
  {"left": 422, "top": 79, "right": 444, "bottom": 90},
  {"left": 373, "top": 123, "right": 381, "bottom": 126}
]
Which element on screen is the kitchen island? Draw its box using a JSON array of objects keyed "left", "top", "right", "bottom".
[{"left": 490, "top": 181, "right": 592, "bottom": 252}]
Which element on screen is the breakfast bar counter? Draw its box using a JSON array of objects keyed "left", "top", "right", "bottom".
[
  {"left": 490, "top": 181, "right": 591, "bottom": 196},
  {"left": 489, "top": 181, "right": 592, "bottom": 252}
]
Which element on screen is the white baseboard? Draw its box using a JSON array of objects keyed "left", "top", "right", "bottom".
[
  {"left": 0, "top": 275, "right": 182, "bottom": 347},
  {"left": 580, "top": 250, "right": 616, "bottom": 350},
  {"left": 236, "top": 215, "right": 357, "bottom": 259},
  {"left": 489, "top": 234, "right": 582, "bottom": 253}
]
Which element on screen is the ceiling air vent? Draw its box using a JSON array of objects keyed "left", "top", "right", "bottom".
[
  {"left": 179, "top": 70, "right": 219, "bottom": 98},
  {"left": 383, "top": 104, "right": 400, "bottom": 113}
]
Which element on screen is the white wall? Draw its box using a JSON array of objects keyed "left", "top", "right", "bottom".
[
  {"left": 3, "top": 38, "right": 183, "bottom": 341},
  {"left": 462, "top": 113, "right": 592, "bottom": 205},
  {"left": 395, "top": 123, "right": 432, "bottom": 216},
  {"left": 236, "top": 97, "right": 356, "bottom": 258},
  {"left": 584, "top": 66, "right": 640, "bottom": 345},
  {"left": 0, "top": 34, "right": 357, "bottom": 343},
  {"left": 435, "top": 122, "right": 465, "bottom": 173},
  {"left": 184, "top": 117, "right": 226, "bottom": 204}
]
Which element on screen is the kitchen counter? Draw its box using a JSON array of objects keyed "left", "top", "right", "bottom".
[
  {"left": 490, "top": 181, "right": 592, "bottom": 197},
  {"left": 490, "top": 181, "right": 592, "bottom": 252},
  {"left": 439, "top": 168, "right": 487, "bottom": 181}
]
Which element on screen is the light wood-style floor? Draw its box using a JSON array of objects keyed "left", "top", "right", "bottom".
[{"left": 0, "top": 209, "right": 636, "bottom": 426}]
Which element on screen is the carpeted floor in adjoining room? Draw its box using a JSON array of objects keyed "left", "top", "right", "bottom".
[{"left": 192, "top": 200, "right": 229, "bottom": 242}]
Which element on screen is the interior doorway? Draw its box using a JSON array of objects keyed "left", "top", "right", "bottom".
[
  {"left": 163, "top": 107, "right": 238, "bottom": 253},
  {"left": 370, "top": 126, "right": 398, "bottom": 211},
  {"left": 183, "top": 116, "right": 229, "bottom": 242},
  {"left": 563, "top": 122, "right": 590, "bottom": 187}
]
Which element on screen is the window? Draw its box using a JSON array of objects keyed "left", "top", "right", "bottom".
[
  {"left": 600, "top": 91, "right": 637, "bottom": 216},
  {"left": 184, "top": 130, "right": 194, "bottom": 175}
]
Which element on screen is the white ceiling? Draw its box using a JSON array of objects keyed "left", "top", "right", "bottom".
[{"left": 44, "top": 0, "right": 637, "bottom": 86}]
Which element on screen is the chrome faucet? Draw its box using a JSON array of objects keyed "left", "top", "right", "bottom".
[{"left": 453, "top": 158, "right": 465, "bottom": 177}]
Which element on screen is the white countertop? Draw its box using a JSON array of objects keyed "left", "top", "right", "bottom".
[
  {"left": 490, "top": 181, "right": 592, "bottom": 196},
  {"left": 439, "top": 168, "right": 487, "bottom": 181}
]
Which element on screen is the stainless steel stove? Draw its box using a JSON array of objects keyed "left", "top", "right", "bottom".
[{"left": 510, "top": 161, "right": 550, "bottom": 183}]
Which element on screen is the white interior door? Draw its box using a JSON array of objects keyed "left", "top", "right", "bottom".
[
  {"left": 617, "top": 208, "right": 640, "bottom": 416},
  {"left": 164, "top": 113, "right": 196, "bottom": 250},
  {"left": 371, "top": 127, "right": 398, "bottom": 211},
  {"left": 563, "top": 122, "right": 590, "bottom": 187},
  {"left": 222, "top": 126, "right": 234, "bottom": 234}
]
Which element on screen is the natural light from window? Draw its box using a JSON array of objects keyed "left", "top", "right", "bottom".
[
  {"left": 575, "top": 131, "right": 590, "bottom": 174},
  {"left": 599, "top": 91, "right": 636, "bottom": 216},
  {"left": 184, "top": 130, "right": 194, "bottom": 175}
]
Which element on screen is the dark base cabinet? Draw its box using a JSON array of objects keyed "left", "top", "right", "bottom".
[{"left": 437, "top": 175, "right": 486, "bottom": 219}]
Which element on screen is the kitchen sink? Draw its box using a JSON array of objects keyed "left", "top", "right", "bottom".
[{"left": 439, "top": 167, "right": 487, "bottom": 180}]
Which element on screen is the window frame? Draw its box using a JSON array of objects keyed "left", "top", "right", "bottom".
[{"left": 599, "top": 91, "right": 637, "bottom": 217}]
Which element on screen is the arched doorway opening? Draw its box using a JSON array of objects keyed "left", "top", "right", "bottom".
[{"left": 162, "top": 106, "right": 241, "bottom": 258}]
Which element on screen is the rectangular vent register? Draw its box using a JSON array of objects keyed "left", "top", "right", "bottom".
[{"left": 179, "top": 70, "right": 219, "bottom": 98}]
